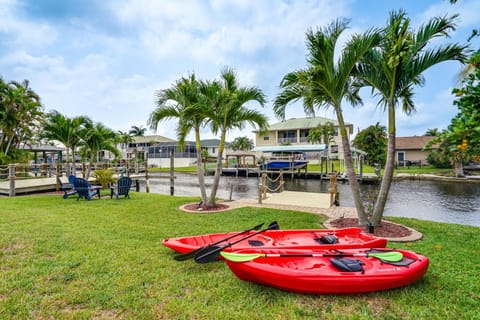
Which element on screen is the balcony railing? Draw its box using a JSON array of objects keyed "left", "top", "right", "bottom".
[{"left": 277, "top": 137, "right": 297, "bottom": 144}]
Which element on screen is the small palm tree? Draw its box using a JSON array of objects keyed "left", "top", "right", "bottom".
[
  {"left": 149, "top": 73, "right": 210, "bottom": 205},
  {"left": 356, "top": 10, "right": 467, "bottom": 226},
  {"left": 274, "top": 19, "right": 381, "bottom": 225},
  {"left": 205, "top": 67, "right": 268, "bottom": 208}
]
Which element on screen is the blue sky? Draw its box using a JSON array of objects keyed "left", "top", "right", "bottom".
[{"left": 1, "top": 0, "right": 479, "bottom": 142}]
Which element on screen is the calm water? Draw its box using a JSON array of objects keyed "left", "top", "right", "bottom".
[{"left": 146, "top": 173, "right": 480, "bottom": 227}]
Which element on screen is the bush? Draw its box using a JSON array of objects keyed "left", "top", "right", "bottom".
[{"left": 92, "top": 168, "right": 116, "bottom": 189}]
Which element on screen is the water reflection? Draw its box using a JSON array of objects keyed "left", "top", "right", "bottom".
[{"left": 146, "top": 174, "right": 480, "bottom": 227}]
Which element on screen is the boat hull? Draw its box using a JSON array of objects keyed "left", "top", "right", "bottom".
[
  {"left": 224, "top": 248, "right": 429, "bottom": 294},
  {"left": 162, "top": 227, "right": 387, "bottom": 254}
]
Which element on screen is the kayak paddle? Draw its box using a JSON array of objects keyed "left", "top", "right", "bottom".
[
  {"left": 194, "top": 221, "right": 280, "bottom": 264},
  {"left": 173, "top": 222, "right": 265, "bottom": 261},
  {"left": 220, "top": 250, "right": 404, "bottom": 263}
]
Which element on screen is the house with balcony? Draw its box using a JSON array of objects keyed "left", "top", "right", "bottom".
[{"left": 253, "top": 117, "right": 354, "bottom": 160}]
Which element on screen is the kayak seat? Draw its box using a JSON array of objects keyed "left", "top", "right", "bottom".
[
  {"left": 330, "top": 258, "right": 365, "bottom": 273},
  {"left": 248, "top": 240, "right": 264, "bottom": 246},
  {"left": 315, "top": 235, "right": 338, "bottom": 244}
]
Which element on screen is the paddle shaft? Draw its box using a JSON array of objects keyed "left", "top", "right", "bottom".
[
  {"left": 194, "top": 222, "right": 279, "bottom": 263},
  {"left": 173, "top": 222, "right": 264, "bottom": 261},
  {"left": 220, "top": 250, "right": 403, "bottom": 263}
]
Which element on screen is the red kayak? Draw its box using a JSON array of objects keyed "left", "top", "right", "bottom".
[
  {"left": 221, "top": 248, "right": 429, "bottom": 294},
  {"left": 162, "top": 227, "right": 387, "bottom": 253}
]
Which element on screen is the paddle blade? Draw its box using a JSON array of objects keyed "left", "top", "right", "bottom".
[
  {"left": 171, "top": 222, "right": 265, "bottom": 261},
  {"left": 194, "top": 245, "right": 223, "bottom": 263},
  {"left": 221, "top": 251, "right": 265, "bottom": 262},
  {"left": 173, "top": 249, "right": 201, "bottom": 261},
  {"left": 368, "top": 251, "right": 403, "bottom": 262}
]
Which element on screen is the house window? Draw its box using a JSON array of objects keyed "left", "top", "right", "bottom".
[
  {"left": 263, "top": 135, "right": 269, "bottom": 141},
  {"left": 211, "top": 147, "right": 216, "bottom": 154}
]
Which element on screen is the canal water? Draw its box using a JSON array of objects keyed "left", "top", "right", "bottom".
[{"left": 146, "top": 173, "right": 480, "bottom": 227}]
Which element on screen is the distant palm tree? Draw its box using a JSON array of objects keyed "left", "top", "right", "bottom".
[
  {"left": 149, "top": 73, "right": 210, "bottom": 205},
  {"left": 424, "top": 128, "right": 440, "bottom": 136},
  {"left": 116, "top": 130, "right": 133, "bottom": 150},
  {"left": 274, "top": 19, "right": 381, "bottom": 225},
  {"left": 129, "top": 125, "right": 147, "bottom": 137},
  {"left": 231, "top": 136, "right": 254, "bottom": 151},
  {"left": 40, "top": 110, "right": 88, "bottom": 175},
  {"left": 79, "top": 119, "right": 119, "bottom": 178},
  {"left": 206, "top": 67, "right": 267, "bottom": 208},
  {"left": 356, "top": 10, "right": 466, "bottom": 226}
]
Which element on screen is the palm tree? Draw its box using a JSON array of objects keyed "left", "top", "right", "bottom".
[
  {"left": 79, "top": 119, "right": 119, "bottom": 178},
  {"left": 40, "top": 110, "right": 88, "bottom": 175},
  {"left": 149, "top": 73, "right": 210, "bottom": 205},
  {"left": 231, "top": 136, "right": 254, "bottom": 151},
  {"left": 205, "top": 67, "right": 267, "bottom": 208},
  {"left": 274, "top": 19, "right": 381, "bottom": 225},
  {"left": 129, "top": 125, "right": 147, "bottom": 137},
  {"left": 424, "top": 128, "right": 440, "bottom": 136},
  {"left": 116, "top": 130, "right": 133, "bottom": 151},
  {"left": 0, "top": 80, "right": 43, "bottom": 157},
  {"left": 356, "top": 10, "right": 466, "bottom": 226}
]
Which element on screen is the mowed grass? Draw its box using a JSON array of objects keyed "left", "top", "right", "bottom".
[{"left": 1, "top": 193, "right": 479, "bottom": 319}]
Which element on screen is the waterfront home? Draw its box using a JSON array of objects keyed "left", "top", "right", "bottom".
[
  {"left": 253, "top": 116, "right": 354, "bottom": 161},
  {"left": 395, "top": 136, "right": 438, "bottom": 167}
]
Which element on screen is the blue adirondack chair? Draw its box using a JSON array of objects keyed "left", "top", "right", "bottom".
[
  {"left": 74, "top": 177, "right": 100, "bottom": 201},
  {"left": 61, "top": 175, "right": 78, "bottom": 199},
  {"left": 110, "top": 176, "right": 132, "bottom": 200}
]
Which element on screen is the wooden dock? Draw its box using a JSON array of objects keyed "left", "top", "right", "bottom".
[
  {"left": 0, "top": 177, "right": 64, "bottom": 195},
  {"left": 0, "top": 175, "right": 145, "bottom": 196}
]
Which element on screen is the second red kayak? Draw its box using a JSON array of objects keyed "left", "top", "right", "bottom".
[{"left": 162, "top": 227, "right": 387, "bottom": 253}]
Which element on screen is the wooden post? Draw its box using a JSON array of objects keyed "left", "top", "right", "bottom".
[
  {"left": 328, "top": 174, "right": 338, "bottom": 207},
  {"left": 144, "top": 161, "right": 150, "bottom": 193},
  {"left": 8, "top": 164, "right": 16, "bottom": 197},
  {"left": 170, "top": 150, "right": 174, "bottom": 196}
]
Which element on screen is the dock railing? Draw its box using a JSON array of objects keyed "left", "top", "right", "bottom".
[
  {"left": 1, "top": 160, "right": 149, "bottom": 197},
  {"left": 258, "top": 171, "right": 284, "bottom": 204}
]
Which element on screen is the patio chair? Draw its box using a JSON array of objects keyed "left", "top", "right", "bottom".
[
  {"left": 110, "top": 176, "right": 132, "bottom": 200},
  {"left": 74, "top": 177, "right": 100, "bottom": 201},
  {"left": 59, "top": 175, "right": 78, "bottom": 199}
]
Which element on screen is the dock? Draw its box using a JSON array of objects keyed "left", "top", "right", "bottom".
[{"left": 0, "top": 175, "right": 145, "bottom": 196}]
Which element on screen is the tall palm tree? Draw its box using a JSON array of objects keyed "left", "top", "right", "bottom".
[
  {"left": 40, "top": 110, "right": 88, "bottom": 175},
  {"left": 149, "top": 73, "right": 210, "bottom": 205},
  {"left": 356, "top": 10, "right": 467, "bottom": 226},
  {"left": 205, "top": 67, "right": 267, "bottom": 208},
  {"left": 274, "top": 19, "right": 381, "bottom": 225}
]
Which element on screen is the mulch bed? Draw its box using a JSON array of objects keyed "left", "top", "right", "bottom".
[
  {"left": 182, "top": 203, "right": 230, "bottom": 213},
  {"left": 329, "top": 218, "right": 412, "bottom": 238}
]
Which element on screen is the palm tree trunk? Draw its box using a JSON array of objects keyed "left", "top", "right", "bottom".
[
  {"left": 194, "top": 128, "right": 208, "bottom": 204},
  {"left": 207, "top": 132, "right": 225, "bottom": 208},
  {"left": 371, "top": 105, "right": 396, "bottom": 226},
  {"left": 341, "top": 135, "right": 368, "bottom": 225},
  {"left": 337, "top": 112, "right": 368, "bottom": 225}
]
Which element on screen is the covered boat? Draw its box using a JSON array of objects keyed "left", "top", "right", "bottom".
[
  {"left": 162, "top": 227, "right": 387, "bottom": 254},
  {"left": 221, "top": 248, "right": 429, "bottom": 294}
]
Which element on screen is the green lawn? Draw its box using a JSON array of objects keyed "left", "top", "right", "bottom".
[{"left": 1, "top": 193, "right": 479, "bottom": 319}]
